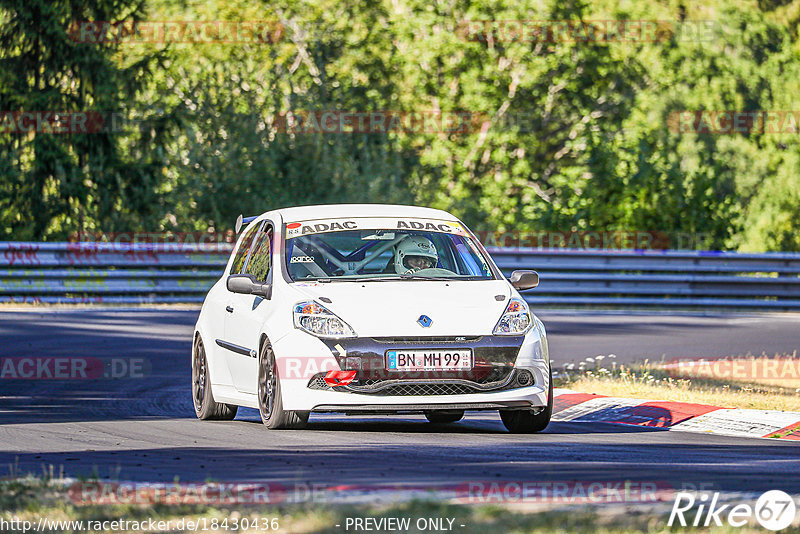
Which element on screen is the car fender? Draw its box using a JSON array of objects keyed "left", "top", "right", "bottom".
[
  {"left": 260, "top": 282, "right": 341, "bottom": 409},
  {"left": 194, "top": 277, "right": 234, "bottom": 387}
]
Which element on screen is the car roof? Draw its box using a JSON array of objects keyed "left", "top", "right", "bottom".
[{"left": 265, "top": 204, "right": 461, "bottom": 222}]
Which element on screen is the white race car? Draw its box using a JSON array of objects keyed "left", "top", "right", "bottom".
[{"left": 192, "top": 204, "right": 551, "bottom": 433}]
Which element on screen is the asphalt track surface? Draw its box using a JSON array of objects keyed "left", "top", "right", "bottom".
[{"left": 0, "top": 309, "right": 799, "bottom": 496}]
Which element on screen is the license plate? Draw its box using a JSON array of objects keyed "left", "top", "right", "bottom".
[{"left": 386, "top": 349, "right": 473, "bottom": 371}]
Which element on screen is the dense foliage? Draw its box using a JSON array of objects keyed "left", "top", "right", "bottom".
[{"left": 1, "top": 0, "right": 799, "bottom": 250}]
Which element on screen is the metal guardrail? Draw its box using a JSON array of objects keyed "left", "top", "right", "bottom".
[
  {"left": 489, "top": 248, "right": 800, "bottom": 309},
  {"left": 0, "top": 242, "right": 228, "bottom": 304},
  {"left": 2, "top": 242, "right": 800, "bottom": 308}
]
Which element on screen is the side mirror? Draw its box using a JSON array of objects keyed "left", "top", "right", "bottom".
[
  {"left": 227, "top": 274, "right": 271, "bottom": 298},
  {"left": 509, "top": 270, "right": 539, "bottom": 291}
]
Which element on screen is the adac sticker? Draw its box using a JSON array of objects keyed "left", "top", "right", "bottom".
[
  {"left": 396, "top": 219, "right": 464, "bottom": 234},
  {"left": 286, "top": 220, "right": 358, "bottom": 238},
  {"left": 284, "top": 217, "right": 467, "bottom": 238}
]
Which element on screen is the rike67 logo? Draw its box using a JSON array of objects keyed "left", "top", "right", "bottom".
[{"left": 669, "top": 490, "right": 797, "bottom": 530}]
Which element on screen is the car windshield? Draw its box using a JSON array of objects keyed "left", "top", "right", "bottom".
[{"left": 283, "top": 217, "right": 495, "bottom": 282}]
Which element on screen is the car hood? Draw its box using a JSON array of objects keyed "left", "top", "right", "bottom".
[{"left": 288, "top": 279, "right": 513, "bottom": 337}]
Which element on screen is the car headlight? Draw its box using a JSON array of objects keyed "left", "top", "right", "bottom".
[
  {"left": 493, "top": 298, "right": 532, "bottom": 335},
  {"left": 293, "top": 301, "right": 356, "bottom": 338}
]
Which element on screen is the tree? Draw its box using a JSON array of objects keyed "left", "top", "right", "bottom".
[
  {"left": 147, "top": 0, "right": 414, "bottom": 232},
  {"left": 0, "top": 0, "right": 169, "bottom": 240}
]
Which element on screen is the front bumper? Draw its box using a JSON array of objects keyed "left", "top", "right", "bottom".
[{"left": 272, "top": 329, "right": 549, "bottom": 413}]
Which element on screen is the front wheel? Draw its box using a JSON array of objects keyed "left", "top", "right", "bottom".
[
  {"left": 192, "top": 337, "right": 237, "bottom": 421},
  {"left": 258, "top": 338, "right": 308, "bottom": 429},
  {"left": 500, "top": 368, "right": 552, "bottom": 433}
]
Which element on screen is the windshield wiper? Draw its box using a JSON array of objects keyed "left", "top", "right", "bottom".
[
  {"left": 345, "top": 274, "right": 456, "bottom": 282},
  {"left": 394, "top": 274, "right": 454, "bottom": 281},
  {"left": 296, "top": 275, "right": 456, "bottom": 283}
]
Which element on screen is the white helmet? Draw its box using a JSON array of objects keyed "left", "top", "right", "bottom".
[{"left": 394, "top": 236, "right": 438, "bottom": 274}]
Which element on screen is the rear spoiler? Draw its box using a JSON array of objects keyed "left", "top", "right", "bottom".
[{"left": 235, "top": 214, "right": 258, "bottom": 234}]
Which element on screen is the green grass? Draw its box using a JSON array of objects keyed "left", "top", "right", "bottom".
[
  {"left": 2, "top": 477, "right": 799, "bottom": 533},
  {"left": 555, "top": 356, "right": 800, "bottom": 412}
]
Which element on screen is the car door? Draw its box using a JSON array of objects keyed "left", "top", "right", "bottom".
[{"left": 224, "top": 222, "right": 274, "bottom": 394}]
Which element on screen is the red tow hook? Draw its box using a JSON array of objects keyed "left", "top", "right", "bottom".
[{"left": 324, "top": 370, "right": 357, "bottom": 387}]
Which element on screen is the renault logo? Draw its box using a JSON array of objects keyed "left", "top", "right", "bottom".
[{"left": 417, "top": 315, "right": 432, "bottom": 328}]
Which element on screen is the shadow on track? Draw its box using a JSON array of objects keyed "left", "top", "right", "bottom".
[
  {"left": 0, "top": 310, "right": 198, "bottom": 424},
  {"left": 2, "top": 439, "right": 799, "bottom": 495}
]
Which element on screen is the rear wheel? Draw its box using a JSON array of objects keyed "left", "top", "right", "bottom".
[
  {"left": 424, "top": 410, "right": 464, "bottom": 424},
  {"left": 500, "top": 368, "right": 552, "bottom": 433},
  {"left": 192, "top": 337, "right": 237, "bottom": 421},
  {"left": 258, "top": 338, "right": 308, "bottom": 429}
]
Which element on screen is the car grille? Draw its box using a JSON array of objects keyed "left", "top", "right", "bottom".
[
  {"left": 309, "top": 334, "right": 528, "bottom": 396},
  {"left": 307, "top": 369, "right": 529, "bottom": 396},
  {"left": 361, "top": 382, "right": 491, "bottom": 396},
  {"left": 351, "top": 365, "right": 512, "bottom": 385},
  {"left": 308, "top": 376, "right": 330, "bottom": 390},
  {"left": 371, "top": 336, "right": 482, "bottom": 344}
]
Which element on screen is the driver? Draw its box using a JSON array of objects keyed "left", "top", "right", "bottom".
[{"left": 393, "top": 236, "right": 438, "bottom": 274}]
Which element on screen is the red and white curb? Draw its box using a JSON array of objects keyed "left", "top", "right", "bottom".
[{"left": 552, "top": 389, "right": 800, "bottom": 441}]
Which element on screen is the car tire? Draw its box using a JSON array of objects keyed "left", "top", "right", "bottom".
[
  {"left": 499, "top": 368, "right": 552, "bottom": 433},
  {"left": 424, "top": 410, "right": 464, "bottom": 424},
  {"left": 258, "top": 338, "right": 309, "bottom": 430},
  {"left": 192, "top": 337, "right": 238, "bottom": 421}
]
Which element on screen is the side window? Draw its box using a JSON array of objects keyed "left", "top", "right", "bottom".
[
  {"left": 230, "top": 222, "right": 261, "bottom": 274},
  {"left": 245, "top": 225, "right": 273, "bottom": 283}
]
